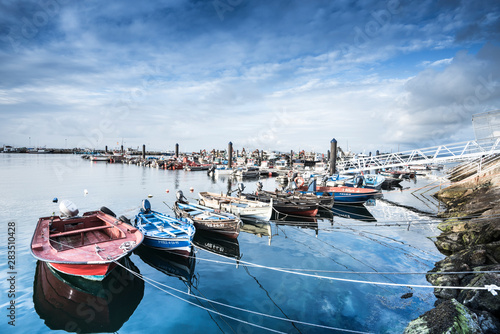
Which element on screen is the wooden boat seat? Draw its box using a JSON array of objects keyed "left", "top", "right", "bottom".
[{"left": 50, "top": 225, "right": 113, "bottom": 238}]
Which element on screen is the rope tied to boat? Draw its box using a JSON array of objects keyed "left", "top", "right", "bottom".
[
  {"left": 119, "top": 241, "right": 136, "bottom": 252},
  {"left": 485, "top": 284, "right": 499, "bottom": 296}
]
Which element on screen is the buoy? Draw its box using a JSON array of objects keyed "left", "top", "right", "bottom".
[
  {"left": 165, "top": 189, "right": 170, "bottom": 193},
  {"left": 52, "top": 197, "right": 58, "bottom": 203},
  {"left": 84, "top": 189, "right": 89, "bottom": 195},
  {"left": 189, "top": 187, "right": 194, "bottom": 192},
  {"left": 148, "top": 194, "right": 153, "bottom": 198},
  {"left": 268, "top": 172, "right": 272, "bottom": 177}
]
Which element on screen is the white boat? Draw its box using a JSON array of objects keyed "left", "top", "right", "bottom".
[
  {"left": 275, "top": 159, "right": 288, "bottom": 170},
  {"left": 198, "top": 192, "right": 273, "bottom": 221}
]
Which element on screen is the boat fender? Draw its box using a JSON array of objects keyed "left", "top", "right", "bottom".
[
  {"left": 355, "top": 176, "right": 364, "bottom": 188},
  {"left": 294, "top": 177, "right": 305, "bottom": 187},
  {"left": 141, "top": 199, "right": 151, "bottom": 213},
  {"left": 100, "top": 206, "right": 116, "bottom": 217}
]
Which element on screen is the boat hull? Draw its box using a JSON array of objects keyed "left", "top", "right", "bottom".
[
  {"left": 199, "top": 192, "right": 273, "bottom": 221},
  {"left": 142, "top": 235, "right": 192, "bottom": 256},
  {"left": 31, "top": 210, "right": 143, "bottom": 281},
  {"left": 301, "top": 186, "right": 380, "bottom": 205},
  {"left": 48, "top": 261, "right": 118, "bottom": 281}
]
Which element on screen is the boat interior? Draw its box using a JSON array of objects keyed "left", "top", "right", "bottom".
[{"left": 48, "top": 214, "right": 125, "bottom": 251}]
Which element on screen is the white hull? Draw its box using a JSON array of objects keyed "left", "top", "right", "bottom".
[{"left": 199, "top": 192, "right": 273, "bottom": 221}]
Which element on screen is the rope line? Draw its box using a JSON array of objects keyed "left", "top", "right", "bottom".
[
  {"left": 193, "top": 249, "right": 500, "bottom": 295},
  {"left": 113, "top": 260, "right": 371, "bottom": 334}
]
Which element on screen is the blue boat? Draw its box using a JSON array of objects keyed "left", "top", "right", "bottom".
[
  {"left": 135, "top": 199, "right": 195, "bottom": 256},
  {"left": 298, "top": 179, "right": 381, "bottom": 205},
  {"left": 344, "top": 174, "right": 385, "bottom": 190}
]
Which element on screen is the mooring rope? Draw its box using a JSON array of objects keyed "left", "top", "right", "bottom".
[{"left": 112, "top": 259, "right": 371, "bottom": 334}]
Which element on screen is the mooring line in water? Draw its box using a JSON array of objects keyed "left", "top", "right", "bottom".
[
  {"left": 113, "top": 260, "right": 372, "bottom": 334},
  {"left": 192, "top": 249, "right": 500, "bottom": 276},
  {"left": 193, "top": 250, "right": 500, "bottom": 295}
]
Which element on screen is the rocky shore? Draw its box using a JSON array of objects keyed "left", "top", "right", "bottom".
[{"left": 405, "top": 155, "right": 500, "bottom": 333}]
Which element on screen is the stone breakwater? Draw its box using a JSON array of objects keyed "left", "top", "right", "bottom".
[{"left": 405, "top": 157, "right": 500, "bottom": 333}]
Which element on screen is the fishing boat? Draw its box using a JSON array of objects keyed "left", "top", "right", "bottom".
[
  {"left": 298, "top": 179, "right": 380, "bottom": 205},
  {"left": 198, "top": 191, "right": 273, "bottom": 220},
  {"left": 232, "top": 166, "right": 260, "bottom": 178},
  {"left": 134, "top": 199, "right": 195, "bottom": 256},
  {"left": 89, "top": 154, "right": 111, "bottom": 162},
  {"left": 174, "top": 191, "right": 241, "bottom": 239},
  {"left": 344, "top": 174, "right": 385, "bottom": 190},
  {"left": 30, "top": 200, "right": 144, "bottom": 281}
]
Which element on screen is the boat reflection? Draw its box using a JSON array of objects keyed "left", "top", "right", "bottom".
[
  {"left": 135, "top": 247, "right": 197, "bottom": 291},
  {"left": 33, "top": 257, "right": 144, "bottom": 333},
  {"left": 273, "top": 215, "right": 319, "bottom": 236},
  {"left": 193, "top": 230, "right": 241, "bottom": 261},
  {"left": 326, "top": 204, "right": 377, "bottom": 222},
  {"left": 240, "top": 218, "right": 273, "bottom": 245}
]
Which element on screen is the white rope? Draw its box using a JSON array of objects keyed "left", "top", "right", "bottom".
[
  {"left": 191, "top": 254, "right": 500, "bottom": 276},
  {"left": 194, "top": 249, "right": 500, "bottom": 295},
  {"left": 113, "top": 260, "right": 371, "bottom": 334}
]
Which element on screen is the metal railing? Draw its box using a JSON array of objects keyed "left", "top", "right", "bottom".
[{"left": 336, "top": 137, "right": 500, "bottom": 173}]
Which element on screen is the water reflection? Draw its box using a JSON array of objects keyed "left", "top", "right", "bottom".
[
  {"left": 193, "top": 230, "right": 241, "bottom": 261},
  {"left": 135, "top": 247, "right": 197, "bottom": 291},
  {"left": 33, "top": 257, "right": 144, "bottom": 333},
  {"left": 240, "top": 218, "right": 273, "bottom": 245},
  {"left": 327, "top": 204, "right": 377, "bottom": 222}
]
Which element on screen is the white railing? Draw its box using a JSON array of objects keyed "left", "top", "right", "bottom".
[{"left": 336, "top": 137, "right": 500, "bottom": 173}]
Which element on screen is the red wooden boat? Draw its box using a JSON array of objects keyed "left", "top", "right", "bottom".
[{"left": 31, "top": 201, "right": 143, "bottom": 281}]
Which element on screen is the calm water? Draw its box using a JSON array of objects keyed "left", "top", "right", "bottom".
[{"left": 0, "top": 154, "right": 446, "bottom": 333}]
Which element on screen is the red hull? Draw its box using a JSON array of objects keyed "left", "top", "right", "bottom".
[{"left": 49, "top": 261, "right": 117, "bottom": 279}]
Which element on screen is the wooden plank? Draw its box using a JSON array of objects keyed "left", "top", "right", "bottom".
[{"left": 50, "top": 225, "right": 113, "bottom": 238}]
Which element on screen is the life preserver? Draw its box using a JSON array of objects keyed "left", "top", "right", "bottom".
[
  {"left": 294, "top": 177, "right": 305, "bottom": 187},
  {"left": 288, "top": 170, "right": 293, "bottom": 177}
]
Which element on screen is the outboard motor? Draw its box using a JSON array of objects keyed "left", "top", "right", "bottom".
[
  {"left": 59, "top": 199, "right": 79, "bottom": 218},
  {"left": 256, "top": 181, "right": 263, "bottom": 192},
  {"left": 141, "top": 199, "right": 151, "bottom": 213},
  {"left": 237, "top": 183, "right": 246, "bottom": 196},
  {"left": 176, "top": 190, "right": 188, "bottom": 203},
  {"left": 355, "top": 176, "right": 364, "bottom": 188}
]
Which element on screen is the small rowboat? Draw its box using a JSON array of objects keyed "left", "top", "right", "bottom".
[
  {"left": 134, "top": 199, "right": 195, "bottom": 256},
  {"left": 174, "top": 191, "right": 241, "bottom": 239},
  {"left": 198, "top": 191, "right": 273, "bottom": 220},
  {"left": 30, "top": 200, "right": 143, "bottom": 281}
]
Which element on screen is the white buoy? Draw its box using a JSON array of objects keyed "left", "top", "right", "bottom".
[
  {"left": 189, "top": 187, "right": 194, "bottom": 192},
  {"left": 84, "top": 189, "right": 89, "bottom": 196},
  {"left": 148, "top": 194, "right": 153, "bottom": 198},
  {"left": 165, "top": 189, "right": 170, "bottom": 193}
]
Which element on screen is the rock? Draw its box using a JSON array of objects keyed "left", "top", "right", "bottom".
[
  {"left": 404, "top": 299, "right": 482, "bottom": 334},
  {"left": 476, "top": 311, "right": 500, "bottom": 334},
  {"left": 458, "top": 273, "right": 500, "bottom": 317}
]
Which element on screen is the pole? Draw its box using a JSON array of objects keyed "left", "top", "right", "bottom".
[
  {"left": 142, "top": 144, "right": 146, "bottom": 159},
  {"left": 329, "top": 138, "right": 337, "bottom": 175},
  {"left": 228, "top": 142, "right": 233, "bottom": 168},
  {"left": 175, "top": 143, "right": 179, "bottom": 157}
]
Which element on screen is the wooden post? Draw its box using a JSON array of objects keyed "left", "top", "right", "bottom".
[
  {"left": 175, "top": 143, "right": 179, "bottom": 157},
  {"left": 329, "top": 138, "right": 337, "bottom": 175},
  {"left": 228, "top": 142, "right": 233, "bottom": 168},
  {"left": 142, "top": 144, "right": 146, "bottom": 159}
]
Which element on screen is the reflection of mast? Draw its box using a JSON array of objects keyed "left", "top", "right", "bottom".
[
  {"left": 240, "top": 218, "right": 273, "bottom": 245},
  {"left": 134, "top": 247, "right": 197, "bottom": 293},
  {"left": 243, "top": 265, "right": 302, "bottom": 333}
]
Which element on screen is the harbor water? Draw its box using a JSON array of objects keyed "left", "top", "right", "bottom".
[{"left": 0, "top": 154, "right": 446, "bottom": 333}]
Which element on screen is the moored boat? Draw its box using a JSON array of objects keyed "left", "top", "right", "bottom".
[
  {"left": 198, "top": 191, "right": 273, "bottom": 220},
  {"left": 134, "top": 199, "right": 195, "bottom": 256},
  {"left": 174, "top": 191, "right": 241, "bottom": 239},
  {"left": 30, "top": 200, "right": 143, "bottom": 281},
  {"left": 298, "top": 179, "right": 380, "bottom": 205},
  {"left": 344, "top": 174, "right": 385, "bottom": 190}
]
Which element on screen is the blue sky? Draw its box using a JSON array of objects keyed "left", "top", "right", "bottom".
[{"left": 1, "top": 0, "right": 499, "bottom": 153}]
